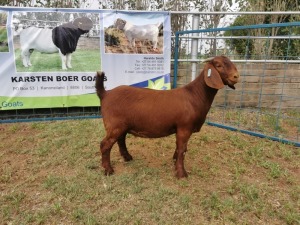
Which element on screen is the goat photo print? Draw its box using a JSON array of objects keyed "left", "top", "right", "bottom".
[
  {"left": 12, "top": 11, "right": 101, "bottom": 72},
  {"left": 104, "top": 13, "right": 164, "bottom": 54},
  {"left": 0, "top": 11, "right": 8, "bottom": 52}
]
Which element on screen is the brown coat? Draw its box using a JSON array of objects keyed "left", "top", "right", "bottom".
[{"left": 96, "top": 56, "right": 239, "bottom": 178}]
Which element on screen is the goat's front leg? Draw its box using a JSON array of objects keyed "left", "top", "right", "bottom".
[
  {"left": 172, "top": 150, "right": 178, "bottom": 162},
  {"left": 131, "top": 38, "right": 136, "bottom": 47},
  {"left": 152, "top": 39, "right": 158, "bottom": 49},
  {"left": 59, "top": 51, "right": 67, "bottom": 70},
  {"left": 66, "top": 53, "right": 72, "bottom": 69},
  {"left": 28, "top": 49, "right": 34, "bottom": 66},
  {"left": 174, "top": 129, "right": 192, "bottom": 178},
  {"left": 117, "top": 133, "right": 133, "bottom": 162}
]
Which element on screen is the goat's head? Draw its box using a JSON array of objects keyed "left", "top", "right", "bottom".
[
  {"left": 73, "top": 17, "right": 93, "bottom": 32},
  {"left": 114, "top": 18, "right": 126, "bottom": 30},
  {"left": 202, "top": 56, "right": 239, "bottom": 90}
]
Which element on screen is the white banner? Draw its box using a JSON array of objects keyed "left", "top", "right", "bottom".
[{"left": 0, "top": 7, "right": 171, "bottom": 110}]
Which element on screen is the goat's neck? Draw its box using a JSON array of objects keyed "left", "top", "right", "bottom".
[{"left": 185, "top": 71, "right": 218, "bottom": 112}]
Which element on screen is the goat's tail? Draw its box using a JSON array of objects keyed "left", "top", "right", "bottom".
[{"left": 95, "top": 71, "right": 106, "bottom": 100}]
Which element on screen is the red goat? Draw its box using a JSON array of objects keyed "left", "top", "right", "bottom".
[{"left": 95, "top": 56, "right": 239, "bottom": 178}]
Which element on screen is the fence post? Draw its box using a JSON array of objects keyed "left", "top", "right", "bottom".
[
  {"left": 191, "top": 14, "right": 200, "bottom": 81},
  {"left": 173, "top": 32, "right": 180, "bottom": 88}
]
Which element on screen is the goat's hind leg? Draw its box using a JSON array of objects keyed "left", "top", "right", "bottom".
[
  {"left": 117, "top": 133, "right": 133, "bottom": 162},
  {"left": 21, "top": 48, "right": 31, "bottom": 67},
  {"left": 100, "top": 134, "right": 118, "bottom": 175}
]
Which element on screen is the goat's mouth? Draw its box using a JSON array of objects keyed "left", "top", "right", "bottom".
[
  {"left": 226, "top": 80, "right": 237, "bottom": 90},
  {"left": 228, "top": 84, "right": 235, "bottom": 90},
  {"left": 227, "top": 76, "right": 239, "bottom": 90}
]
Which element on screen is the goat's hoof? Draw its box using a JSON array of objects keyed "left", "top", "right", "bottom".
[
  {"left": 176, "top": 170, "right": 188, "bottom": 179},
  {"left": 104, "top": 168, "right": 114, "bottom": 176},
  {"left": 123, "top": 154, "right": 133, "bottom": 162},
  {"left": 172, "top": 153, "right": 178, "bottom": 161}
]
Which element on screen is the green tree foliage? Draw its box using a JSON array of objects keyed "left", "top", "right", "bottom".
[
  {"left": 224, "top": 16, "right": 254, "bottom": 59},
  {"left": 226, "top": 0, "right": 300, "bottom": 59},
  {"left": 0, "top": 11, "right": 7, "bottom": 25}
]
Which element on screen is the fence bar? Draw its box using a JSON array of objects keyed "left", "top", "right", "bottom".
[
  {"left": 172, "top": 59, "right": 300, "bottom": 63},
  {"left": 173, "top": 33, "right": 180, "bottom": 88},
  {"left": 170, "top": 11, "right": 300, "bottom": 15},
  {"left": 176, "top": 22, "right": 300, "bottom": 35},
  {"left": 174, "top": 35, "right": 300, "bottom": 40},
  {"left": 207, "top": 122, "right": 300, "bottom": 147},
  {"left": 0, "top": 115, "right": 101, "bottom": 124},
  {"left": 191, "top": 14, "right": 200, "bottom": 81},
  {"left": 3, "top": 7, "right": 300, "bottom": 15}
]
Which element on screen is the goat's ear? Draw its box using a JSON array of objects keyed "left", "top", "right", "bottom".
[{"left": 203, "top": 63, "right": 225, "bottom": 89}]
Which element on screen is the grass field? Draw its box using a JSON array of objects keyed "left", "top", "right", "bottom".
[
  {"left": 0, "top": 119, "right": 299, "bottom": 224},
  {"left": 208, "top": 108, "right": 300, "bottom": 144},
  {"left": 14, "top": 49, "right": 101, "bottom": 72},
  {"left": 0, "top": 26, "right": 8, "bottom": 52}
]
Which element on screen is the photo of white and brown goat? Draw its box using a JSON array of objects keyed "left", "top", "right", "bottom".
[{"left": 105, "top": 17, "right": 164, "bottom": 54}]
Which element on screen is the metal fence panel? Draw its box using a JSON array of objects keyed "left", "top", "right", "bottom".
[{"left": 173, "top": 22, "right": 300, "bottom": 146}]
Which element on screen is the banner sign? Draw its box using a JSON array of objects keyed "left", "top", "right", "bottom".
[{"left": 0, "top": 7, "right": 171, "bottom": 110}]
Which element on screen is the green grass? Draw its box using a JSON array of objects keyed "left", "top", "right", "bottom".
[
  {"left": 0, "top": 26, "right": 8, "bottom": 52},
  {"left": 0, "top": 45, "right": 8, "bottom": 52},
  {"left": 14, "top": 48, "right": 101, "bottom": 72},
  {"left": 0, "top": 27, "right": 7, "bottom": 41},
  {"left": 208, "top": 107, "right": 299, "bottom": 144},
  {"left": 0, "top": 119, "right": 299, "bottom": 224}
]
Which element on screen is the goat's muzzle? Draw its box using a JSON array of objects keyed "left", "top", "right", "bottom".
[{"left": 227, "top": 72, "right": 240, "bottom": 90}]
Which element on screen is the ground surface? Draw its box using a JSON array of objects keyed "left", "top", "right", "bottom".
[{"left": 0, "top": 119, "right": 299, "bottom": 224}]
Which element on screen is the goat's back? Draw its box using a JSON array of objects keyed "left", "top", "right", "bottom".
[{"left": 124, "top": 23, "right": 159, "bottom": 41}]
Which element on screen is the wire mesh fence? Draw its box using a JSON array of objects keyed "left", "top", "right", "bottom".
[
  {"left": 173, "top": 22, "right": 300, "bottom": 146},
  {"left": 0, "top": 107, "right": 100, "bottom": 123}
]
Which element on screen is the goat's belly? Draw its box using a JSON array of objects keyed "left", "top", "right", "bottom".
[
  {"left": 128, "top": 127, "right": 176, "bottom": 138},
  {"left": 31, "top": 34, "right": 58, "bottom": 53},
  {"left": 33, "top": 43, "right": 58, "bottom": 53}
]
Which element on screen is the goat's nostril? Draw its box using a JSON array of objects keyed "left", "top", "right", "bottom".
[{"left": 234, "top": 74, "right": 240, "bottom": 79}]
